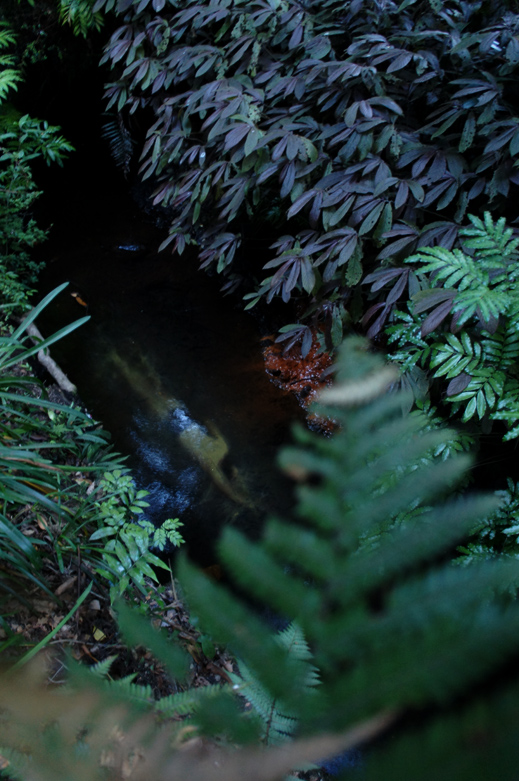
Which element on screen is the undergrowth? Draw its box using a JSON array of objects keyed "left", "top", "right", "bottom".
[
  {"left": 387, "top": 212, "right": 519, "bottom": 440},
  {"left": 2, "top": 338, "right": 519, "bottom": 778}
]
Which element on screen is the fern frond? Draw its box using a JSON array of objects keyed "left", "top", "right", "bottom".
[
  {"left": 491, "top": 379, "right": 519, "bottom": 439},
  {"left": 456, "top": 541, "right": 498, "bottom": 563},
  {"left": 447, "top": 367, "right": 504, "bottom": 421},
  {"left": 0, "top": 25, "right": 21, "bottom": 106},
  {"left": 327, "top": 495, "right": 499, "bottom": 606},
  {"left": 232, "top": 660, "right": 290, "bottom": 725},
  {"left": 277, "top": 622, "right": 314, "bottom": 663},
  {"left": 482, "top": 326, "right": 519, "bottom": 373},
  {"left": 392, "top": 214, "right": 519, "bottom": 437},
  {"left": 66, "top": 656, "right": 156, "bottom": 712},
  {"left": 88, "top": 654, "right": 118, "bottom": 678},
  {"left": 101, "top": 114, "right": 134, "bottom": 177},
  {"left": 405, "top": 214, "right": 519, "bottom": 335},
  {"left": 461, "top": 211, "right": 519, "bottom": 265},
  {"left": 99, "top": 674, "right": 156, "bottom": 709},
  {"left": 387, "top": 311, "right": 431, "bottom": 372},
  {"left": 0, "top": 24, "right": 16, "bottom": 51},
  {"left": 430, "top": 332, "right": 483, "bottom": 379},
  {"left": 231, "top": 658, "right": 299, "bottom": 745},
  {"left": 406, "top": 247, "right": 486, "bottom": 292},
  {"left": 0, "top": 69, "right": 21, "bottom": 104},
  {"left": 492, "top": 478, "right": 519, "bottom": 530},
  {"left": 363, "top": 675, "right": 519, "bottom": 780},
  {"left": 453, "top": 284, "right": 508, "bottom": 326},
  {"left": 155, "top": 685, "right": 224, "bottom": 718},
  {"left": 178, "top": 337, "right": 519, "bottom": 743},
  {"left": 58, "top": 0, "right": 103, "bottom": 37},
  {"left": 410, "top": 401, "right": 475, "bottom": 460}
]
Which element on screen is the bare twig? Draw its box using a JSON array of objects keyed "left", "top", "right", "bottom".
[{"left": 20, "top": 318, "right": 77, "bottom": 394}]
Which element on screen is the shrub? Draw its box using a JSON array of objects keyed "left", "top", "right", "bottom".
[
  {"left": 386, "top": 212, "right": 519, "bottom": 440},
  {"left": 0, "top": 20, "right": 74, "bottom": 300},
  {"left": 93, "top": 0, "right": 519, "bottom": 346}
]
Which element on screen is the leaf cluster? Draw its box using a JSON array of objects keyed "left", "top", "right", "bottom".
[
  {"left": 0, "top": 639, "right": 376, "bottom": 781},
  {"left": 0, "top": 22, "right": 21, "bottom": 104},
  {"left": 0, "top": 287, "right": 117, "bottom": 599},
  {"left": 96, "top": 0, "right": 519, "bottom": 344},
  {"left": 0, "top": 113, "right": 74, "bottom": 287},
  {"left": 386, "top": 212, "right": 519, "bottom": 439},
  {"left": 101, "top": 112, "right": 135, "bottom": 176},
  {"left": 57, "top": 0, "right": 103, "bottom": 37},
  {"left": 458, "top": 477, "right": 519, "bottom": 565},
  {"left": 11, "top": 0, "right": 103, "bottom": 38},
  {"left": 0, "top": 21, "right": 74, "bottom": 289},
  {"left": 89, "top": 468, "right": 184, "bottom": 596},
  {"left": 229, "top": 621, "right": 319, "bottom": 748}
]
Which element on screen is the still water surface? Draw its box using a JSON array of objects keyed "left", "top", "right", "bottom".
[{"left": 37, "top": 188, "right": 301, "bottom": 565}]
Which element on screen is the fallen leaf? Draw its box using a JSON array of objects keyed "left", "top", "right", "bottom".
[
  {"left": 55, "top": 576, "right": 77, "bottom": 596},
  {"left": 81, "top": 644, "right": 99, "bottom": 662}
]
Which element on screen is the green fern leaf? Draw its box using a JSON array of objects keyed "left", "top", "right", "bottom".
[
  {"left": 406, "top": 247, "right": 486, "bottom": 292},
  {"left": 461, "top": 212, "right": 519, "bottom": 265},
  {"left": 177, "top": 337, "right": 519, "bottom": 747},
  {"left": 482, "top": 327, "right": 519, "bottom": 372},
  {"left": 230, "top": 643, "right": 304, "bottom": 746},
  {"left": 453, "top": 285, "right": 507, "bottom": 326},
  {"left": 492, "top": 381, "right": 519, "bottom": 439},
  {"left": 430, "top": 333, "right": 483, "bottom": 378},
  {"left": 0, "top": 69, "right": 22, "bottom": 104},
  {"left": 155, "top": 685, "right": 225, "bottom": 719},
  {"left": 0, "top": 24, "right": 17, "bottom": 51},
  {"left": 88, "top": 654, "right": 118, "bottom": 678},
  {"left": 58, "top": 0, "right": 104, "bottom": 37},
  {"left": 101, "top": 114, "right": 135, "bottom": 176}
]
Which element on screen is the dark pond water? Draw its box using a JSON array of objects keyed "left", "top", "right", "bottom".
[{"left": 36, "top": 182, "right": 302, "bottom": 566}]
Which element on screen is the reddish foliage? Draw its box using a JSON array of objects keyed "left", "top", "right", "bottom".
[{"left": 262, "top": 334, "right": 334, "bottom": 432}]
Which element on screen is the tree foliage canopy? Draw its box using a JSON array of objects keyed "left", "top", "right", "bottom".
[{"left": 94, "top": 0, "right": 519, "bottom": 347}]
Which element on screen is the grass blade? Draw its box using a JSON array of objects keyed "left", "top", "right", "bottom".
[{"left": 12, "top": 581, "right": 93, "bottom": 668}]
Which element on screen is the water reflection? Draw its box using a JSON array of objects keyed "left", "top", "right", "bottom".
[{"left": 37, "top": 199, "right": 301, "bottom": 564}]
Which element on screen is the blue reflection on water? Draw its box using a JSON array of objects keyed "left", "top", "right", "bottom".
[{"left": 130, "top": 416, "right": 203, "bottom": 524}]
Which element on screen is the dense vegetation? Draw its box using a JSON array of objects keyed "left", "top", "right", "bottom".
[
  {"left": 2, "top": 0, "right": 519, "bottom": 778},
  {"left": 94, "top": 0, "right": 519, "bottom": 347},
  {"left": 3, "top": 340, "right": 519, "bottom": 778}
]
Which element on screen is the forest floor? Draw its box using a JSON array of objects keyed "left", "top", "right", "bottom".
[
  {"left": 1, "top": 567, "right": 234, "bottom": 695},
  {"left": 1, "top": 530, "right": 333, "bottom": 780}
]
